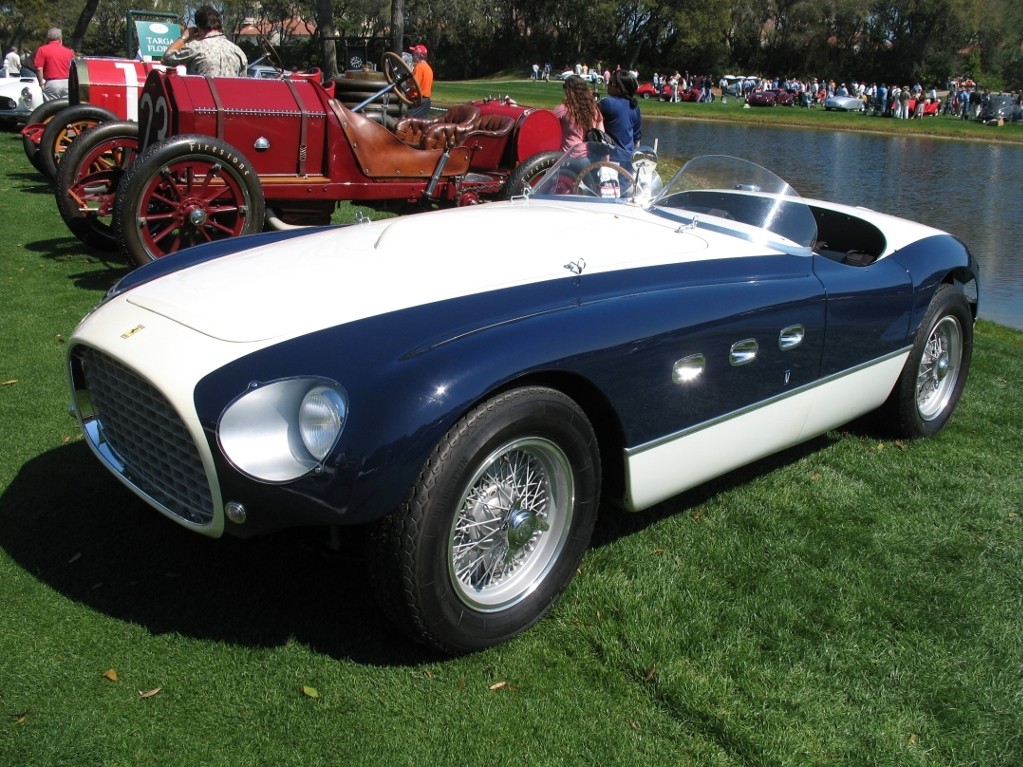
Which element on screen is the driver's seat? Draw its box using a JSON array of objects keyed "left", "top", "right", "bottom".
[{"left": 394, "top": 104, "right": 481, "bottom": 150}]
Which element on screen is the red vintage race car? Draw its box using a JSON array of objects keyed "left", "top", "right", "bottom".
[
  {"left": 22, "top": 57, "right": 166, "bottom": 179},
  {"left": 56, "top": 54, "right": 562, "bottom": 266}
]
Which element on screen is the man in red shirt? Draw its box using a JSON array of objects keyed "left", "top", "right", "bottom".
[{"left": 34, "top": 27, "right": 75, "bottom": 101}]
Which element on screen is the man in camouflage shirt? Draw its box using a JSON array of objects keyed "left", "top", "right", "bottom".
[{"left": 162, "top": 5, "right": 247, "bottom": 77}]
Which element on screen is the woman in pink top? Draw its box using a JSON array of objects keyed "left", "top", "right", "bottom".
[{"left": 552, "top": 75, "right": 603, "bottom": 155}]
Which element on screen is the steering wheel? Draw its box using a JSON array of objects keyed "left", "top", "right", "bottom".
[
  {"left": 381, "top": 52, "right": 422, "bottom": 107},
  {"left": 572, "top": 161, "right": 636, "bottom": 197},
  {"left": 258, "top": 37, "right": 288, "bottom": 76}
]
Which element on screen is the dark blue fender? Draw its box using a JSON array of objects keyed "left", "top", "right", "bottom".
[{"left": 193, "top": 252, "right": 830, "bottom": 533}]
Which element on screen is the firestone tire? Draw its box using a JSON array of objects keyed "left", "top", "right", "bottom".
[
  {"left": 114, "top": 134, "right": 265, "bottom": 268},
  {"left": 55, "top": 121, "right": 140, "bottom": 252},
  {"left": 369, "top": 386, "right": 601, "bottom": 654},
  {"left": 22, "top": 99, "right": 69, "bottom": 175},
  {"left": 503, "top": 151, "right": 563, "bottom": 199},
  {"left": 38, "top": 104, "right": 118, "bottom": 182},
  {"left": 882, "top": 284, "right": 974, "bottom": 438}
]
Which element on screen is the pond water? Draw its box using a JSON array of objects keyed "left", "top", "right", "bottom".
[{"left": 646, "top": 117, "right": 1023, "bottom": 330}]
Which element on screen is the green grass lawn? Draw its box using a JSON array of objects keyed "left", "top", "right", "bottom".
[{"left": 1, "top": 122, "right": 1021, "bottom": 766}]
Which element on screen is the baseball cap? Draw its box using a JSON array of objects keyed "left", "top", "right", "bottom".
[{"left": 409, "top": 44, "right": 428, "bottom": 56}]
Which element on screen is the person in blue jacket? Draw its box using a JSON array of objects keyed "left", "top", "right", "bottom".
[{"left": 598, "top": 69, "right": 642, "bottom": 169}]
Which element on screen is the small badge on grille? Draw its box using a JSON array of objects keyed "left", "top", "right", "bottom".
[{"left": 120, "top": 324, "right": 145, "bottom": 339}]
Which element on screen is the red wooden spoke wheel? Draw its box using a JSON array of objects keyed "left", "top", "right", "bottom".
[
  {"left": 115, "top": 135, "right": 265, "bottom": 267},
  {"left": 55, "top": 121, "right": 140, "bottom": 252}
]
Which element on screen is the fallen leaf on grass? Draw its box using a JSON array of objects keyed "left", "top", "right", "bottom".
[
  {"left": 488, "top": 680, "right": 519, "bottom": 692},
  {"left": 300, "top": 685, "right": 320, "bottom": 699},
  {"left": 102, "top": 668, "right": 118, "bottom": 682},
  {"left": 138, "top": 688, "right": 161, "bottom": 699},
  {"left": 12, "top": 711, "right": 29, "bottom": 725},
  {"left": 2, "top": 379, "right": 18, "bottom": 386},
  {"left": 644, "top": 665, "right": 657, "bottom": 682}
]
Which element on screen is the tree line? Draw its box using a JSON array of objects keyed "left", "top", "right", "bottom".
[{"left": 3, "top": 0, "right": 1020, "bottom": 90}]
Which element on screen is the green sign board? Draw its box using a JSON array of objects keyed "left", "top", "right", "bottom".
[{"left": 134, "top": 20, "right": 181, "bottom": 60}]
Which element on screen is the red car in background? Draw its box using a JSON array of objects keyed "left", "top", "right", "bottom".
[
  {"left": 636, "top": 82, "right": 705, "bottom": 102},
  {"left": 746, "top": 88, "right": 795, "bottom": 107}
]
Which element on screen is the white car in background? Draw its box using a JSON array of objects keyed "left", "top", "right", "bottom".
[
  {"left": 824, "top": 94, "right": 867, "bottom": 111},
  {"left": 0, "top": 74, "right": 44, "bottom": 125}
]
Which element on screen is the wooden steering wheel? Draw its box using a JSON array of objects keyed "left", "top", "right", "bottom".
[
  {"left": 381, "top": 52, "right": 422, "bottom": 107},
  {"left": 572, "top": 161, "right": 636, "bottom": 197}
]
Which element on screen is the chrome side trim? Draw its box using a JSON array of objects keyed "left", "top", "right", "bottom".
[{"left": 628, "top": 346, "right": 912, "bottom": 457}]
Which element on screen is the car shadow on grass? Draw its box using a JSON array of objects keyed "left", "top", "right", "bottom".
[
  {"left": 23, "top": 234, "right": 136, "bottom": 281},
  {"left": 8, "top": 171, "right": 53, "bottom": 192},
  {"left": 2, "top": 433, "right": 845, "bottom": 665},
  {"left": 0, "top": 441, "right": 442, "bottom": 667}
]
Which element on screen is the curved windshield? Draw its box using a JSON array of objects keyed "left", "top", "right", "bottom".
[
  {"left": 526, "top": 151, "right": 817, "bottom": 254},
  {"left": 651, "top": 155, "right": 817, "bottom": 252},
  {"left": 528, "top": 141, "right": 662, "bottom": 204}
]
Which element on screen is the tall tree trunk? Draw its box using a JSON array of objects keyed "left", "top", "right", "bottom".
[
  {"left": 70, "top": 0, "right": 101, "bottom": 52},
  {"left": 390, "top": 0, "right": 404, "bottom": 54},
  {"left": 317, "top": 0, "right": 338, "bottom": 79}
]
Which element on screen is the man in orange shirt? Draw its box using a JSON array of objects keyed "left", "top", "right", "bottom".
[
  {"left": 407, "top": 44, "right": 433, "bottom": 117},
  {"left": 34, "top": 27, "right": 75, "bottom": 101}
]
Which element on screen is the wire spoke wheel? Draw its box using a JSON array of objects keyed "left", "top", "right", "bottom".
[
  {"left": 370, "top": 386, "right": 600, "bottom": 654},
  {"left": 449, "top": 437, "right": 573, "bottom": 611},
  {"left": 881, "top": 283, "right": 973, "bottom": 438},
  {"left": 915, "top": 314, "right": 963, "bottom": 421}
]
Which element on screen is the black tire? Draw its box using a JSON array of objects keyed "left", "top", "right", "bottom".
[
  {"left": 22, "top": 99, "right": 69, "bottom": 174},
  {"left": 881, "top": 284, "right": 973, "bottom": 438},
  {"left": 370, "top": 387, "right": 600, "bottom": 654},
  {"left": 503, "top": 150, "right": 563, "bottom": 199},
  {"left": 114, "top": 134, "right": 265, "bottom": 268},
  {"left": 55, "top": 121, "right": 139, "bottom": 252},
  {"left": 38, "top": 104, "right": 118, "bottom": 181}
]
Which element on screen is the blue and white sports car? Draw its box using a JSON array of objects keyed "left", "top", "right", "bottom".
[{"left": 67, "top": 151, "right": 978, "bottom": 654}]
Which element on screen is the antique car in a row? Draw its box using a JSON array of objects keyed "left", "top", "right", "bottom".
[
  {"left": 54, "top": 53, "right": 561, "bottom": 266},
  {"left": 21, "top": 57, "right": 167, "bottom": 178},
  {"left": 66, "top": 149, "right": 978, "bottom": 655}
]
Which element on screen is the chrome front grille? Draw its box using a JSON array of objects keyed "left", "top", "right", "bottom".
[{"left": 75, "top": 346, "right": 214, "bottom": 525}]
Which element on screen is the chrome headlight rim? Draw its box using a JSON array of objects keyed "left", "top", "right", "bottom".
[{"left": 218, "top": 377, "right": 349, "bottom": 483}]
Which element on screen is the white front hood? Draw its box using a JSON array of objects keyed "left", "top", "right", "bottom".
[{"left": 124, "top": 200, "right": 728, "bottom": 343}]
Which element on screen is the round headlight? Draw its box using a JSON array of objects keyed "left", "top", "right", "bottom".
[
  {"left": 299, "top": 386, "right": 347, "bottom": 461},
  {"left": 220, "top": 379, "right": 349, "bottom": 482}
]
